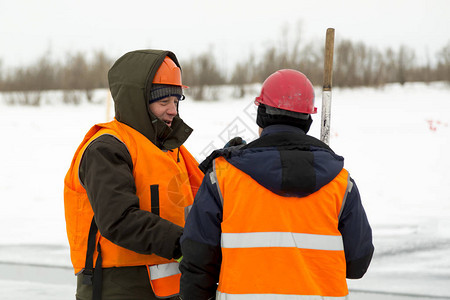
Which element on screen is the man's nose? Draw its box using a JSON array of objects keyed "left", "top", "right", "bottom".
[{"left": 167, "top": 102, "right": 178, "bottom": 115}]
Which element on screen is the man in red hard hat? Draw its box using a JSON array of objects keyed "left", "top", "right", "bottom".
[
  {"left": 179, "top": 69, "right": 374, "bottom": 299},
  {"left": 64, "top": 50, "right": 203, "bottom": 300}
]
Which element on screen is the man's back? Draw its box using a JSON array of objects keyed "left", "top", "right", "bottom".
[{"left": 180, "top": 124, "right": 374, "bottom": 299}]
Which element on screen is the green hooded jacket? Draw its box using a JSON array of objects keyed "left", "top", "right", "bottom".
[{"left": 108, "top": 49, "right": 193, "bottom": 150}]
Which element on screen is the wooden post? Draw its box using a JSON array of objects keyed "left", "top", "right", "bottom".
[
  {"left": 320, "top": 28, "right": 335, "bottom": 145},
  {"left": 106, "top": 90, "right": 112, "bottom": 121}
]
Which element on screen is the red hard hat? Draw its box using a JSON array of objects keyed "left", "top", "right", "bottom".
[{"left": 255, "top": 69, "right": 317, "bottom": 114}]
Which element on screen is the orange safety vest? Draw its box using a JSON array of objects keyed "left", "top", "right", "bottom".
[
  {"left": 213, "top": 156, "right": 350, "bottom": 299},
  {"left": 64, "top": 120, "right": 203, "bottom": 298}
]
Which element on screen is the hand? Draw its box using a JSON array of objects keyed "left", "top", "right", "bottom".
[{"left": 224, "top": 137, "right": 246, "bottom": 148}]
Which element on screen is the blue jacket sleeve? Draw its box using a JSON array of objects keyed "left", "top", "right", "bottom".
[
  {"left": 180, "top": 170, "right": 223, "bottom": 300},
  {"left": 338, "top": 178, "right": 374, "bottom": 279}
]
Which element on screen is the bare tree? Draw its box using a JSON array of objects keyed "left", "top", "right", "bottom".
[
  {"left": 33, "top": 54, "right": 57, "bottom": 91},
  {"left": 89, "top": 50, "right": 113, "bottom": 89},
  {"left": 334, "top": 40, "right": 359, "bottom": 87},
  {"left": 60, "top": 52, "right": 88, "bottom": 104},
  {"left": 183, "top": 51, "right": 226, "bottom": 100},
  {"left": 396, "top": 45, "right": 415, "bottom": 85},
  {"left": 297, "top": 41, "right": 322, "bottom": 86},
  {"left": 0, "top": 59, "right": 3, "bottom": 90},
  {"left": 1, "top": 29, "right": 449, "bottom": 103},
  {"left": 436, "top": 42, "right": 450, "bottom": 83},
  {"left": 230, "top": 53, "right": 257, "bottom": 98}
]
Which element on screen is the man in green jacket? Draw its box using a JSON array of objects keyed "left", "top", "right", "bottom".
[{"left": 64, "top": 49, "right": 203, "bottom": 300}]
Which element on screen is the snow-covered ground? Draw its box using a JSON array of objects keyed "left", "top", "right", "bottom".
[{"left": 0, "top": 82, "right": 449, "bottom": 299}]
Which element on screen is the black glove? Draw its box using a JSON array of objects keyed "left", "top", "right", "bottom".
[
  {"left": 224, "top": 136, "right": 246, "bottom": 148},
  {"left": 199, "top": 137, "right": 247, "bottom": 174}
]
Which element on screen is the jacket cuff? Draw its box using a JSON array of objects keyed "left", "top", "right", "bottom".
[
  {"left": 173, "top": 236, "right": 182, "bottom": 260},
  {"left": 346, "top": 249, "right": 374, "bottom": 279}
]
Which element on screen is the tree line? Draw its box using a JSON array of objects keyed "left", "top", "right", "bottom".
[{"left": 0, "top": 36, "right": 449, "bottom": 103}]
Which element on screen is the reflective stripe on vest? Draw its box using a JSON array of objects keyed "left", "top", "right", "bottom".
[
  {"left": 184, "top": 204, "right": 193, "bottom": 221},
  {"left": 221, "top": 232, "right": 344, "bottom": 251},
  {"left": 216, "top": 291, "right": 348, "bottom": 300},
  {"left": 149, "top": 262, "right": 180, "bottom": 280},
  {"left": 210, "top": 163, "right": 224, "bottom": 205},
  {"left": 148, "top": 262, "right": 181, "bottom": 298}
]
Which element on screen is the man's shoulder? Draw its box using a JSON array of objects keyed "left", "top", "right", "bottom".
[
  {"left": 82, "top": 133, "right": 131, "bottom": 164},
  {"left": 86, "top": 133, "right": 126, "bottom": 151}
]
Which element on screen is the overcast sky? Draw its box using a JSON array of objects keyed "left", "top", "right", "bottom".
[{"left": 1, "top": 0, "right": 449, "bottom": 70}]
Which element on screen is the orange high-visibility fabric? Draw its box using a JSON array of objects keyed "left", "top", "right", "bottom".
[
  {"left": 64, "top": 120, "right": 203, "bottom": 274},
  {"left": 149, "top": 272, "right": 182, "bottom": 298},
  {"left": 147, "top": 262, "right": 182, "bottom": 298},
  {"left": 214, "top": 156, "right": 349, "bottom": 297}
]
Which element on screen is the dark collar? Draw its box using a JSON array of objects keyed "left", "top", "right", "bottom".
[{"left": 260, "top": 124, "right": 306, "bottom": 137}]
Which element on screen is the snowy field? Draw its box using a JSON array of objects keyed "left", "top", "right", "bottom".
[{"left": 0, "top": 82, "right": 449, "bottom": 299}]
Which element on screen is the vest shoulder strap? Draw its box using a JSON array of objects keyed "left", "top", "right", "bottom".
[{"left": 81, "top": 217, "right": 103, "bottom": 300}]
